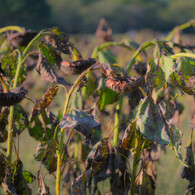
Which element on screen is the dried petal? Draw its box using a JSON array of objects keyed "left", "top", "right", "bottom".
[{"left": 0, "top": 87, "right": 27, "bottom": 106}]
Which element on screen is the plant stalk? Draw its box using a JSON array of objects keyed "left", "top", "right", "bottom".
[
  {"left": 56, "top": 65, "right": 99, "bottom": 195},
  {"left": 7, "top": 50, "right": 22, "bottom": 162},
  {"left": 0, "top": 26, "right": 23, "bottom": 34}
]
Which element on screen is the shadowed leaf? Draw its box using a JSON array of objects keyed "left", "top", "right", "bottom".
[
  {"left": 13, "top": 105, "right": 29, "bottom": 136},
  {"left": 0, "top": 107, "right": 9, "bottom": 142},
  {"left": 31, "top": 85, "right": 58, "bottom": 118},
  {"left": 29, "top": 109, "right": 59, "bottom": 141},
  {"left": 97, "top": 50, "right": 117, "bottom": 65},
  {"left": 60, "top": 110, "right": 101, "bottom": 145},
  {"left": 34, "top": 140, "right": 58, "bottom": 173},
  {"left": 37, "top": 171, "right": 50, "bottom": 195},
  {"left": 0, "top": 153, "right": 6, "bottom": 185},
  {"left": 0, "top": 87, "right": 27, "bottom": 107},
  {"left": 137, "top": 96, "right": 172, "bottom": 145}
]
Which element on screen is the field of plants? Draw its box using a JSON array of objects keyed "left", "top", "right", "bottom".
[{"left": 0, "top": 19, "right": 195, "bottom": 195}]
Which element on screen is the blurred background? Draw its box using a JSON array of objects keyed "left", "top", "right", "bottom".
[{"left": 0, "top": 0, "right": 195, "bottom": 34}]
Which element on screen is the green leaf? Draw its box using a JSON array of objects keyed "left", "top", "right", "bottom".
[
  {"left": 159, "top": 55, "right": 175, "bottom": 81},
  {"left": 137, "top": 96, "right": 170, "bottom": 145},
  {"left": 0, "top": 53, "right": 27, "bottom": 84},
  {"left": 34, "top": 139, "right": 58, "bottom": 173},
  {"left": 176, "top": 56, "right": 195, "bottom": 80},
  {"left": 97, "top": 50, "right": 117, "bottom": 65},
  {"left": 171, "top": 72, "right": 195, "bottom": 95},
  {"left": 22, "top": 171, "right": 36, "bottom": 184},
  {"left": 146, "top": 59, "right": 166, "bottom": 102},
  {"left": 39, "top": 42, "right": 62, "bottom": 68},
  {"left": 59, "top": 109, "right": 101, "bottom": 145}
]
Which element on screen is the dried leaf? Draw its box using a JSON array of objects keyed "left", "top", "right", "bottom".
[
  {"left": 37, "top": 171, "right": 50, "bottom": 195},
  {"left": 59, "top": 110, "right": 101, "bottom": 145},
  {"left": 122, "top": 121, "right": 136, "bottom": 150},
  {"left": 60, "top": 58, "right": 96, "bottom": 75},
  {"left": 31, "top": 85, "right": 58, "bottom": 118},
  {"left": 34, "top": 140, "right": 58, "bottom": 173},
  {"left": 0, "top": 87, "right": 27, "bottom": 106},
  {"left": 0, "top": 107, "right": 9, "bottom": 142},
  {"left": 36, "top": 55, "right": 71, "bottom": 85}
]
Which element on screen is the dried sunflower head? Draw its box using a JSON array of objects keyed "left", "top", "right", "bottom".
[
  {"left": 60, "top": 58, "right": 96, "bottom": 75},
  {"left": 7, "top": 30, "right": 37, "bottom": 48},
  {"left": 0, "top": 87, "right": 27, "bottom": 106},
  {"left": 101, "top": 63, "right": 143, "bottom": 93}
]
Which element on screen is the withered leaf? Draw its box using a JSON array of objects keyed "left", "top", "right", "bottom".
[
  {"left": 59, "top": 110, "right": 101, "bottom": 145},
  {"left": 34, "top": 139, "right": 58, "bottom": 173},
  {"left": 45, "top": 28, "right": 70, "bottom": 54},
  {"left": 0, "top": 107, "right": 9, "bottom": 142},
  {"left": 0, "top": 152, "right": 6, "bottom": 185},
  {"left": 122, "top": 121, "right": 137, "bottom": 150},
  {"left": 60, "top": 58, "right": 96, "bottom": 75},
  {"left": 36, "top": 54, "right": 71, "bottom": 86},
  {"left": 0, "top": 87, "right": 27, "bottom": 106},
  {"left": 37, "top": 171, "right": 50, "bottom": 195},
  {"left": 31, "top": 85, "right": 58, "bottom": 118}
]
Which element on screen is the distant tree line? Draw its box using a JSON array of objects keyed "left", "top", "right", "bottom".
[{"left": 0, "top": 0, "right": 195, "bottom": 33}]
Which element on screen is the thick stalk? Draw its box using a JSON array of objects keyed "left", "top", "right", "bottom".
[
  {"left": 112, "top": 95, "right": 123, "bottom": 146},
  {"left": 56, "top": 65, "right": 99, "bottom": 195},
  {"left": 7, "top": 50, "right": 22, "bottom": 162}
]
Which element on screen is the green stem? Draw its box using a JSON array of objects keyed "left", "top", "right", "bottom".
[
  {"left": 7, "top": 50, "right": 22, "bottom": 162},
  {"left": 112, "top": 95, "right": 123, "bottom": 146},
  {"left": 0, "top": 26, "right": 23, "bottom": 34},
  {"left": 131, "top": 133, "right": 142, "bottom": 195},
  {"left": 166, "top": 19, "right": 195, "bottom": 41},
  {"left": 56, "top": 64, "right": 99, "bottom": 195}
]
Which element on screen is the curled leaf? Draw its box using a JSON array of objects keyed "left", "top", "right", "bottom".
[
  {"left": 36, "top": 54, "right": 71, "bottom": 85},
  {"left": 59, "top": 110, "right": 101, "bottom": 145},
  {"left": 31, "top": 85, "right": 58, "bottom": 118},
  {"left": 60, "top": 58, "right": 96, "bottom": 75},
  {"left": 0, "top": 87, "right": 27, "bottom": 106},
  {"left": 45, "top": 28, "right": 70, "bottom": 54}
]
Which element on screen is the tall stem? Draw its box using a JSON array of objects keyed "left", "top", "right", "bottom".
[
  {"left": 56, "top": 65, "right": 99, "bottom": 195},
  {"left": 7, "top": 50, "right": 22, "bottom": 162}
]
